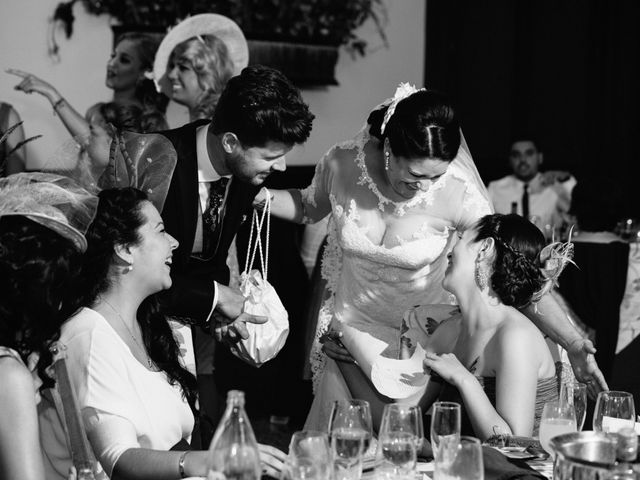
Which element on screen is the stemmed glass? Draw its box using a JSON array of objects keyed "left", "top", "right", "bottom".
[
  {"left": 560, "top": 381, "right": 587, "bottom": 431},
  {"left": 376, "top": 404, "right": 423, "bottom": 479},
  {"left": 539, "top": 401, "right": 577, "bottom": 456},
  {"left": 430, "top": 401, "right": 461, "bottom": 463},
  {"left": 283, "top": 431, "right": 332, "bottom": 480},
  {"left": 593, "top": 391, "right": 636, "bottom": 434},
  {"left": 328, "top": 400, "right": 373, "bottom": 480}
]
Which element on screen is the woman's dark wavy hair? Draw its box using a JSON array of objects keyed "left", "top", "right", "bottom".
[
  {"left": 474, "top": 213, "right": 546, "bottom": 309},
  {"left": 0, "top": 216, "right": 82, "bottom": 388},
  {"left": 115, "top": 32, "right": 170, "bottom": 114},
  {"left": 368, "top": 90, "right": 461, "bottom": 161},
  {"left": 77, "top": 187, "right": 197, "bottom": 411}
]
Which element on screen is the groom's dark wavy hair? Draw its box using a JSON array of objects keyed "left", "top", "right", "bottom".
[
  {"left": 368, "top": 90, "right": 461, "bottom": 161},
  {"left": 211, "top": 65, "right": 314, "bottom": 147}
]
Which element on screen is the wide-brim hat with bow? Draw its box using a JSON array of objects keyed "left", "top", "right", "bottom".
[{"left": 153, "top": 13, "right": 249, "bottom": 96}]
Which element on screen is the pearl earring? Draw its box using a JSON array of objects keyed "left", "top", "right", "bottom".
[
  {"left": 384, "top": 151, "right": 390, "bottom": 171},
  {"left": 125, "top": 262, "right": 134, "bottom": 273}
]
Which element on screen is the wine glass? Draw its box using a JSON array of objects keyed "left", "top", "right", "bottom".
[
  {"left": 376, "top": 404, "right": 422, "bottom": 479},
  {"left": 593, "top": 391, "right": 636, "bottom": 434},
  {"left": 283, "top": 431, "right": 332, "bottom": 480},
  {"left": 434, "top": 436, "right": 483, "bottom": 480},
  {"left": 560, "top": 381, "right": 587, "bottom": 431},
  {"left": 430, "top": 401, "right": 461, "bottom": 463},
  {"left": 539, "top": 400, "right": 577, "bottom": 456},
  {"left": 328, "top": 400, "right": 373, "bottom": 480}
]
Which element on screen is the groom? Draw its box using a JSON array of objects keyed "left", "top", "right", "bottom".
[{"left": 159, "top": 65, "right": 314, "bottom": 433}]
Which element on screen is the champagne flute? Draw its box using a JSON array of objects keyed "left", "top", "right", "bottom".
[
  {"left": 376, "top": 404, "right": 421, "bottom": 479},
  {"left": 430, "top": 401, "right": 461, "bottom": 463},
  {"left": 328, "top": 400, "right": 373, "bottom": 480},
  {"left": 560, "top": 381, "right": 587, "bottom": 431},
  {"left": 434, "top": 436, "right": 483, "bottom": 480},
  {"left": 593, "top": 391, "right": 636, "bottom": 434},
  {"left": 539, "top": 400, "right": 577, "bottom": 456}
]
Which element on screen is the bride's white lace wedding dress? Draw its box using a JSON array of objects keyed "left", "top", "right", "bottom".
[{"left": 300, "top": 125, "right": 492, "bottom": 430}]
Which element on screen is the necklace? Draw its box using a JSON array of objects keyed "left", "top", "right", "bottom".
[{"left": 102, "top": 298, "right": 153, "bottom": 369}]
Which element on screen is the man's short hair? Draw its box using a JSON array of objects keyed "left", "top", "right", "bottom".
[
  {"left": 509, "top": 134, "right": 542, "bottom": 152},
  {"left": 211, "top": 65, "right": 314, "bottom": 147}
]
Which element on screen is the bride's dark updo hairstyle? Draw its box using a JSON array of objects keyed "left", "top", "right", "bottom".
[
  {"left": 367, "top": 90, "right": 461, "bottom": 161},
  {"left": 474, "top": 213, "right": 546, "bottom": 308}
]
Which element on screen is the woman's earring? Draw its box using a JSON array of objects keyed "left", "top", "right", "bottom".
[
  {"left": 125, "top": 262, "right": 134, "bottom": 273},
  {"left": 384, "top": 151, "right": 390, "bottom": 171},
  {"left": 475, "top": 259, "right": 489, "bottom": 290}
]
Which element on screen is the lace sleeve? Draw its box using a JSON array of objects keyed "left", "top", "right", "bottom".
[
  {"left": 299, "top": 147, "right": 336, "bottom": 224},
  {"left": 448, "top": 163, "right": 493, "bottom": 232}
]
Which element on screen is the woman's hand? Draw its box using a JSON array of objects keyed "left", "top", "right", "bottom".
[
  {"left": 7, "top": 69, "right": 61, "bottom": 103},
  {"left": 423, "top": 352, "right": 471, "bottom": 386},
  {"left": 258, "top": 443, "right": 286, "bottom": 477},
  {"left": 320, "top": 330, "right": 355, "bottom": 363}
]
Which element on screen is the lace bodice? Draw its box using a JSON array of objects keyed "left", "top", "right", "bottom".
[{"left": 300, "top": 126, "right": 492, "bottom": 391}]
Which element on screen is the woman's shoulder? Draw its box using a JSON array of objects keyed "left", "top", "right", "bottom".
[
  {"left": 494, "top": 310, "right": 547, "bottom": 355},
  {"left": 0, "top": 351, "right": 32, "bottom": 389},
  {"left": 61, "top": 308, "right": 110, "bottom": 344}
]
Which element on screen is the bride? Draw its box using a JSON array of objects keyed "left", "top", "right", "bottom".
[
  {"left": 255, "top": 84, "right": 492, "bottom": 428},
  {"left": 255, "top": 84, "right": 605, "bottom": 430}
]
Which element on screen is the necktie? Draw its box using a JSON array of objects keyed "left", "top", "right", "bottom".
[
  {"left": 521, "top": 183, "right": 529, "bottom": 219},
  {"left": 202, "top": 177, "right": 229, "bottom": 257}
]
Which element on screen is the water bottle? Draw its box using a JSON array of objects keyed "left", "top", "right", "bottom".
[{"left": 207, "top": 390, "right": 261, "bottom": 480}]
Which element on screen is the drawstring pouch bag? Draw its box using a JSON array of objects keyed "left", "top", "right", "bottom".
[{"left": 230, "top": 193, "right": 289, "bottom": 367}]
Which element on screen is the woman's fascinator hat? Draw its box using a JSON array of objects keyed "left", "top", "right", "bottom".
[
  {"left": 531, "top": 229, "right": 575, "bottom": 304},
  {"left": 153, "top": 13, "right": 249, "bottom": 96},
  {"left": 380, "top": 82, "right": 426, "bottom": 134},
  {"left": 47, "top": 130, "right": 177, "bottom": 213},
  {"left": 0, "top": 172, "right": 98, "bottom": 252}
]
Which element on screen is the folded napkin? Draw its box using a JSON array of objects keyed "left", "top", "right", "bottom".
[{"left": 482, "top": 446, "right": 547, "bottom": 480}]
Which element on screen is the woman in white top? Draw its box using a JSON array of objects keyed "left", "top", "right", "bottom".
[
  {"left": 0, "top": 173, "right": 97, "bottom": 480},
  {"left": 39, "top": 187, "right": 284, "bottom": 479}
]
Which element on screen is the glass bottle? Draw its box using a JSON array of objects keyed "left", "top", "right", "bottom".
[{"left": 207, "top": 390, "right": 261, "bottom": 480}]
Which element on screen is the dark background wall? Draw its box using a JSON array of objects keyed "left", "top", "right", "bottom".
[{"left": 425, "top": 0, "right": 640, "bottom": 216}]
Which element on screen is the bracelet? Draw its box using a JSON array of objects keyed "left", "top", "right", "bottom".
[
  {"left": 52, "top": 98, "right": 65, "bottom": 114},
  {"left": 178, "top": 450, "right": 190, "bottom": 478}
]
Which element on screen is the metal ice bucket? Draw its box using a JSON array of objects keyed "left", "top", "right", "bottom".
[{"left": 550, "top": 431, "right": 625, "bottom": 480}]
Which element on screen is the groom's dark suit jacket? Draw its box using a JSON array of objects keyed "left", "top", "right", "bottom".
[{"left": 159, "top": 120, "right": 260, "bottom": 325}]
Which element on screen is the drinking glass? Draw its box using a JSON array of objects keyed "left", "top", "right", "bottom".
[
  {"left": 376, "top": 404, "right": 422, "bottom": 480},
  {"left": 434, "top": 436, "right": 483, "bottom": 480},
  {"left": 328, "top": 400, "right": 373, "bottom": 480},
  {"left": 283, "top": 431, "right": 332, "bottom": 480},
  {"left": 593, "top": 391, "right": 636, "bottom": 434},
  {"left": 560, "top": 381, "right": 587, "bottom": 431},
  {"left": 430, "top": 401, "right": 461, "bottom": 463},
  {"left": 539, "top": 400, "right": 577, "bottom": 456}
]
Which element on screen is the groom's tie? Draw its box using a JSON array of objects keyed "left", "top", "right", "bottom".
[{"left": 202, "top": 177, "right": 229, "bottom": 258}]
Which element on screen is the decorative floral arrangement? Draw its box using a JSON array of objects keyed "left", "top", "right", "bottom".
[{"left": 52, "top": 0, "right": 387, "bottom": 56}]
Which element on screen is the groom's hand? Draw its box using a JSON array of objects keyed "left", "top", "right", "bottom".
[{"left": 213, "top": 284, "right": 267, "bottom": 343}]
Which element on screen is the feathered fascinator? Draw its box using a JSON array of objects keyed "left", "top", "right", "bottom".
[
  {"left": 0, "top": 172, "right": 98, "bottom": 252},
  {"left": 531, "top": 230, "right": 575, "bottom": 304}
]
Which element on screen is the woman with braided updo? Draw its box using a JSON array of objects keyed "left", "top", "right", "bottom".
[{"left": 418, "top": 213, "right": 572, "bottom": 439}]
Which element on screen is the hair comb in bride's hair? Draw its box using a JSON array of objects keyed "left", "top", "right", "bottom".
[
  {"left": 531, "top": 227, "right": 575, "bottom": 304},
  {"left": 380, "top": 83, "right": 425, "bottom": 134}
]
